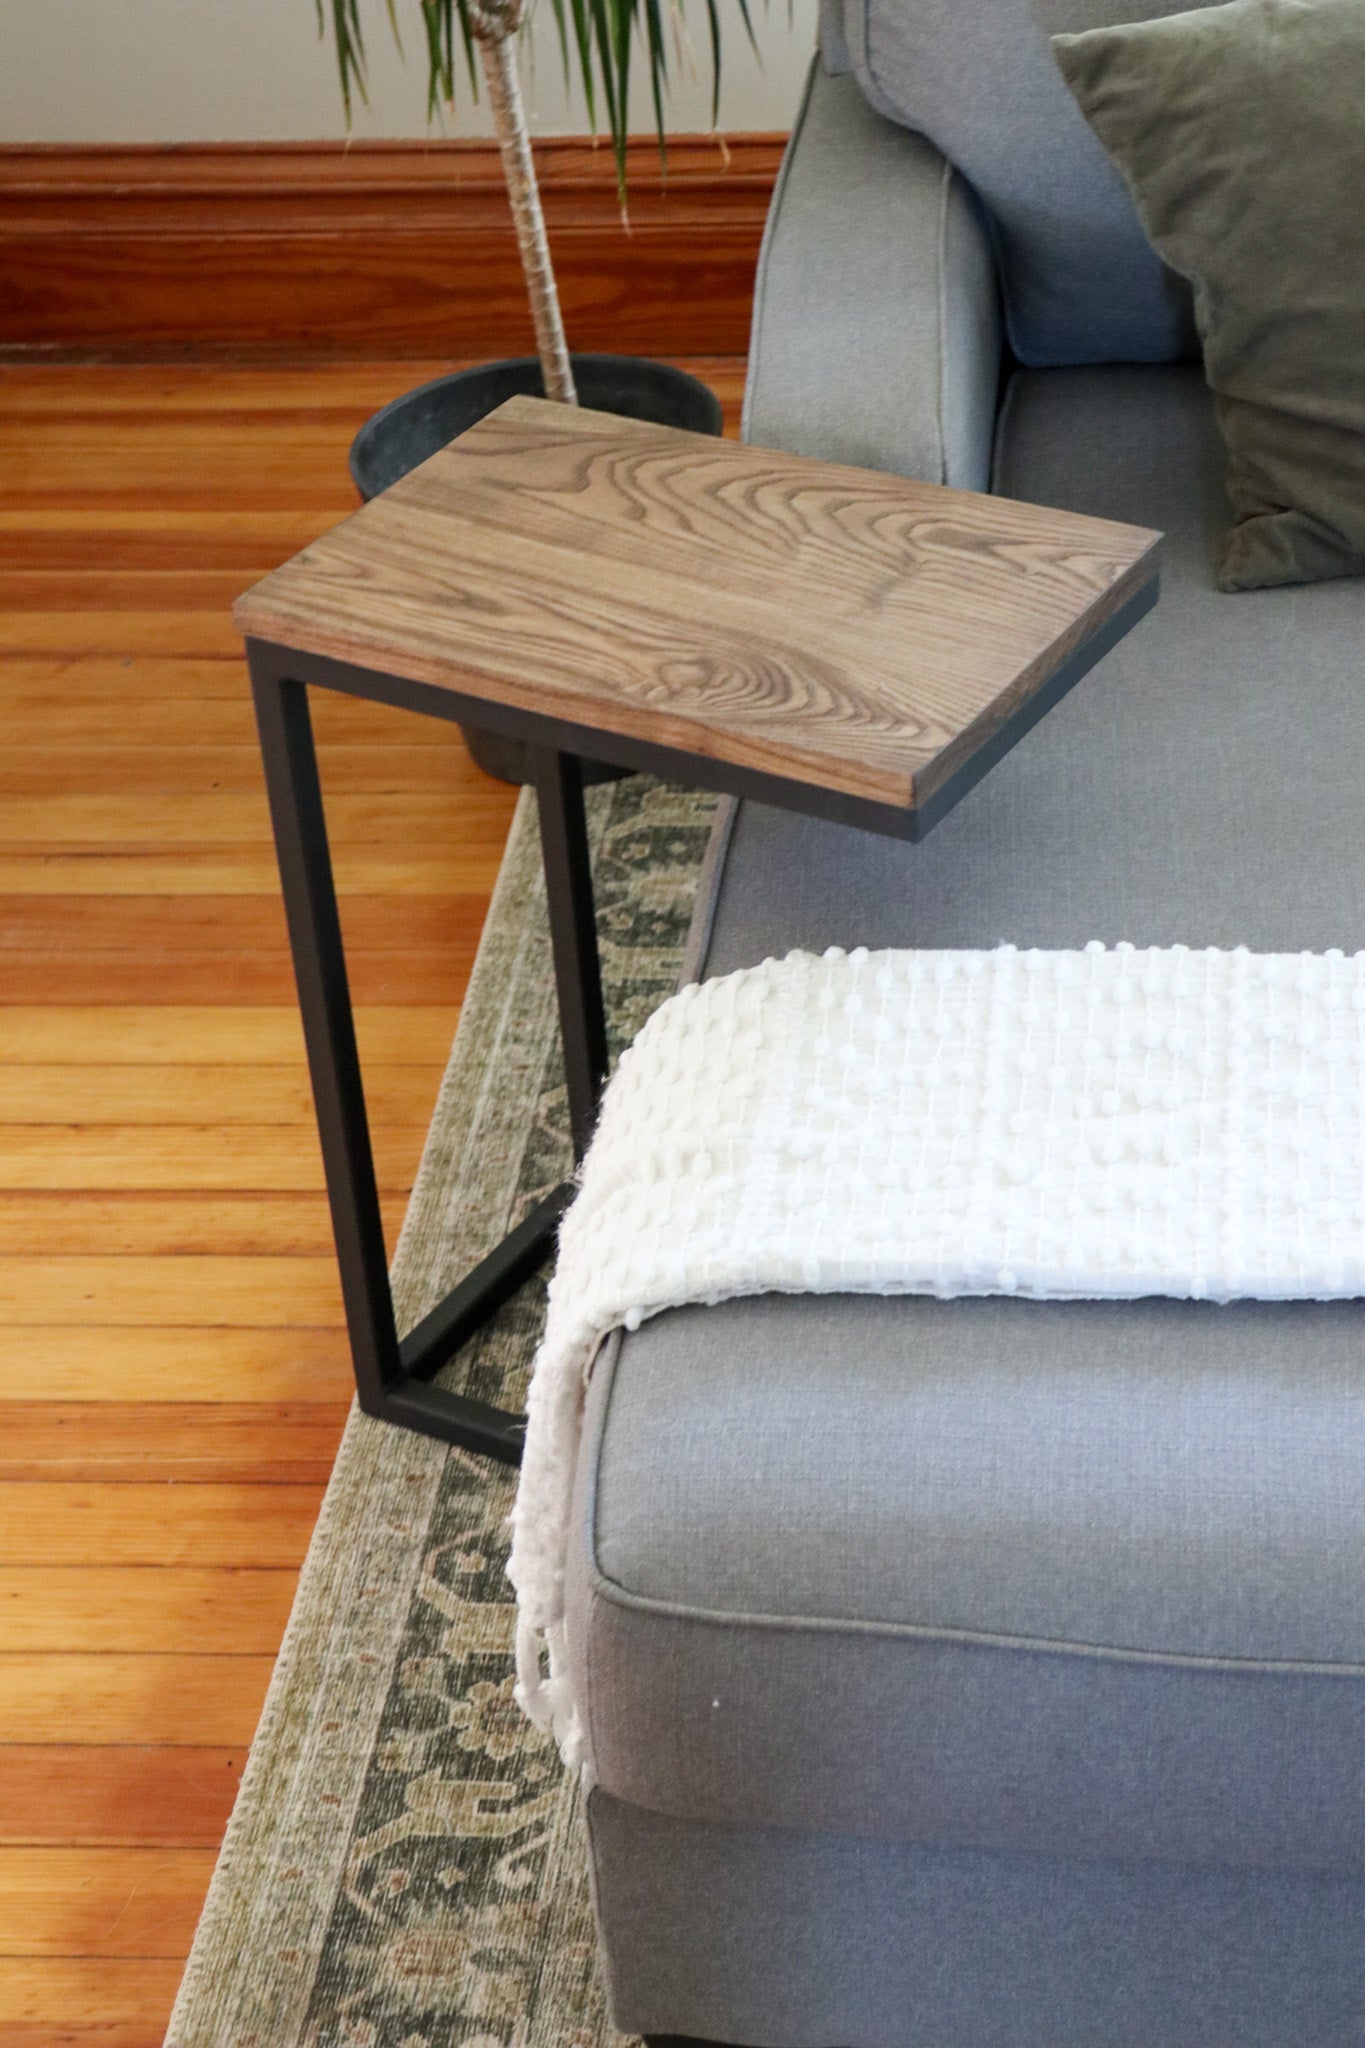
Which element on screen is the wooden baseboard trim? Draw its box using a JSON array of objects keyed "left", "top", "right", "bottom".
[{"left": 0, "top": 134, "right": 784, "bottom": 361}]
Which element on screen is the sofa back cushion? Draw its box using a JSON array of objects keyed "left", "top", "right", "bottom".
[{"left": 825, "top": 0, "right": 1205, "bottom": 366}]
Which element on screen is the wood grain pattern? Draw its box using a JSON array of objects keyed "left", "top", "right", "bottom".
[
  {"left": 0, "top": 364, "right": 463, "bottom": 412},
  {"left": 0, "top": 1252, "right": 341, "bottom": 1324},
  {"left": 0, "top": 1847, "right": 219, "bottom": 1957},
  {"left": 0, "top": 1487, "right": 324, "bottom": 1567},
  {"left": 1, "top": 1062, "right": 441, "bottom": 1125},
  {"left": 0, "top": 1747, "right": 246, "bottom": 1847},
  {"left": 0, "top": 1193, "right": 347, "bottom": 1257},
  {"left": 0, "top": 686, "right": 451, "bottom": 739},
  {"left": 0, "top": 894, "right": 475, "bottom": 949},
  {"left": 0, "top": 1956, "right": 185, "bottom": 2030},
  {"left": 0, "top": 610, "right": 242, "bottom": 659},
  {"left": 0, "top": 851, "right": 494, "bottom": 894},
  {"left": 0, "top": 1005, "right": 459, "bottom": 1064},
  {"left": 0, "top": 681, "right": 455, "bottom": 743},
  {"left": 0, "top": 1406, "right": 348, "bottom": 1483},
  {"left": 0, "top": 1569, "right": 298, "bottom": 1649},
  {"left": 239, "top": 396, "right": 1161, "bottom": 812},
  {"left": 0, "top": 361, "right": 462, "bottom": 2041},
  {"left": 0, "top": 893, "right": 489, "bottom": 1008},
  {"left": 31, "top": 1328, "right": 356, "bottom": 1403},
  {"left": 0, "top": 743, "right": 509, "bottom": 796},
  {"left": 0, "top": 137, "right": 779, "bottom": 359},
  {"left": 0, "top": 946, "right": 475, "bottom": 1005},
  {"left": 0, "top": 791, "right": 503, "bottom": 846},
  {"left": 0, "top": 1124, "right": 422, "bottom": 1190},
  {"left": 0, "top": 1659, "right": 276, "bottom": 1746}
]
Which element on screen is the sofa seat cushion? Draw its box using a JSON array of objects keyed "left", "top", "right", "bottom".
[{"left": 564, "top": 366, "right": 1365, "bottom": 1874}]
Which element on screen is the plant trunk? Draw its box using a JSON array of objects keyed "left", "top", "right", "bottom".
[{"left": 477, "top": 28, "right": 577, "bottom": 405}]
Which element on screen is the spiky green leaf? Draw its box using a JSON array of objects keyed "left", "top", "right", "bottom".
[{"left": 310, "top": 0, "right": 768, "bottom": 178}]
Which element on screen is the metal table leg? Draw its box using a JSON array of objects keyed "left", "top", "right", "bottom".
[{"left": 250, "top": 660, "right": 609, "bottom": 1466}]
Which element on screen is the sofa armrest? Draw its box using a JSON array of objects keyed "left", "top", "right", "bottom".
[{"left": 743, "top": 60, "right": 1002, "bottom": 492}]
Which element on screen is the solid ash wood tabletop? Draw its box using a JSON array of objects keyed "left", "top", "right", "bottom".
[{"left": 235, "top": 396, "right": 1161, "bottom": 813}]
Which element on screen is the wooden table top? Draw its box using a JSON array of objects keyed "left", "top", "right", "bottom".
[{"left": 235, "top": 396, "right": 1161, "bottom": 813}]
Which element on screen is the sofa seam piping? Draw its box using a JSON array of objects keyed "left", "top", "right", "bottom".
[
  {"left": 740, "top": 51, "right": 819, "bottom": 448},
  {"left": 932, "top": 156, "right": 951, "bottom": 488},
  {"left": 579, "top": 1543, "right": 1365, "bottom": 1680}
]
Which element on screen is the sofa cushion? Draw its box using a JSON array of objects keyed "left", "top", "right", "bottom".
[
  {"left": 565, "top": 366, "right": 1365, "bottom": 1873},
  {"left": 829, "top": 0, "right": 1202, "bottom": 366},
  {"left": 589, "top": 1786, "right": 1365, "bottom": 2048},
  {"left": 1054, "top": 0, "right": 1365, "bottom": 592}
]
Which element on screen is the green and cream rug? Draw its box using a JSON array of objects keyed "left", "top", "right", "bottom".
[{"left": 168, "top": 775, "right": 718, "bottom": 2048}]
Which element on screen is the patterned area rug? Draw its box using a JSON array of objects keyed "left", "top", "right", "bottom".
[{"left": 168, "top": 775, "right": 717, "bottom": 2048}]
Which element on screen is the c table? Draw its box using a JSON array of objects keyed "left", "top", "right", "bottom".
[{"left": 235, "top": 396, "right": 1160, "bottom": 1466}]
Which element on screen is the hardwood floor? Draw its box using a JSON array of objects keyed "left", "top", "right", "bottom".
[{"left": 0, "top": 357, "right": 744, "bottom": 2046}]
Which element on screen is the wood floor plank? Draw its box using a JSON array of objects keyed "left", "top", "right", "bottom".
[
  {"left": 0, "top": 611, "right": 245, "bottom": 659},
  {"left": 0, "top": 1124, "right": 424, "bottom": 1192},
  {"left": 0, "top": 685, "right": 468, "bottom": 746},
  {"left": 0, "top": 1566, "right": 299, "bottom": 1652},
  {"left": 0, "top": 361, "right": 456, "bottom": 413},
  {"left": 0, "top": 1746, "right": 246, "bottom": 1848},
  {"left": 0, "top": 1407, "right": 348, "bottom": 1484},
  {"left": 0, "top": 669, "right": 492, "bottom": 760},
  {"left": 0, "top": 572, "right": 258, "bottom": 615},
  {"left": 0, "top": 847, "right": 505, "bottom": 895},
  {"left": 0, "top": 654, "right": 247, "bottom": 698},
  {"left": 0, "top": 1847, "right": 224, "bottom": 1958},
  {"left": 1, "top": 1062, "right": 444, "bottom": 1126},
  {"left": 0, "top": 789, "right": 501, "bottom": 846},
  {"left": 0, "top": 508, "right": 362, "bottom": 572},
  {"left": 0, "top": 354, "right": 737, "bottom": 425},
  {"left": 0, "top": 436, "right": 373, "bottom": 489},
  {"left": 0, "top": 2027, "right": 167, "bottom": 2047},
  {"left": 0, "top": 358, "right": 741, "bottom": 422},
  {"left": 0, "top": 413, "right": 405, "bottom": 455},
  {"left": 0, "top": 664, "right": 501, "bottom": 765},
  {"left": 0, "top": 1656, "right": 276, "bottom": 1744},
  {"left": 0, "top": 1005, "right": 459, "bottom": 1065},
  {"left": 25, "top": 1328, "right": 358, "bottom": 1403},
  {"left": 0, "top": 1956, "right": 185, "bottom": 2029},
  {"left": 0, "top": 744, "right": 494, "bottom": 797},
  {"left": 0, "top": 893, "right": 488, "bottom": 952},
  {"left": 0, "top": 1487, "right": 324, "bottom": 1569},
  {"left": 1, "top": 688, "right": 260, "bottom": 747},
  {"left": 9, "top": 484, "right": 378, "bottom": 514},
  {"left": 0, "top": 1191, "right": 358, "bottom": 1258},
  {"left": 0, "top": 1255, "right": 345, "bottom": 1326},
  {"left": 0, "top": 461, "right": 369, "bottom": 512},
  {"left": 0, "top": 951, "right": 476, "bottom": 1004}
]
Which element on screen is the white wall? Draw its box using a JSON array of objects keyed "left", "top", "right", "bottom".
[{"left": 0, "top": 0, "right": 817, "bottom": 142}]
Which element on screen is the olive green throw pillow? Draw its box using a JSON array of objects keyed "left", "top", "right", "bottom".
[{"left": 1053, "top": 0, "right": 1365, "bottom": 592}]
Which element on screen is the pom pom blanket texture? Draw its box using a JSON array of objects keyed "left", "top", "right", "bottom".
[{"left": 508, "top": 941, "right": 1365, "bottom": 1753}]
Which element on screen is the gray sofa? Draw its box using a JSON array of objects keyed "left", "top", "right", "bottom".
[{"left": 565, "top": 5, "right": 1365, "bottom": 2041}]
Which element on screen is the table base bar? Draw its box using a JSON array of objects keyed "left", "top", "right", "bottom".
[
  {"left": 250, "top": 652, "right": 608, "bottom": 1468},
  {"left": 398, "top": 1181, "right": 575, "bottom": 1386}
]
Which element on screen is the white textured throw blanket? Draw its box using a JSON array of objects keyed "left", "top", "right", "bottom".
[{"left": 509, "top": 942, "right": 1365, "bottom": 1751}]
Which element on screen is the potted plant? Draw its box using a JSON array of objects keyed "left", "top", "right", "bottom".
[{"left": 320, "top": 0, "right": 747, "bottom": 776}]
